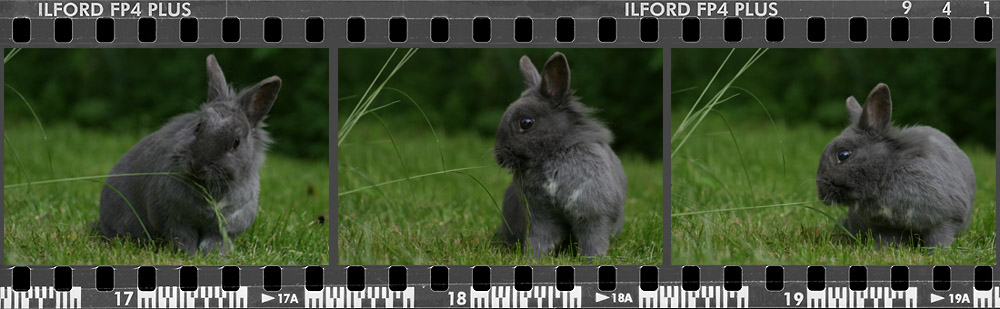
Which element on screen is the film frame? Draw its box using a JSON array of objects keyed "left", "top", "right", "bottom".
[{"left": 0, "top": 0, "right": 997, "bottom": 308}]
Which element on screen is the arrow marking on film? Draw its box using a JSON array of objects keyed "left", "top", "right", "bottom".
[
  {"left": 596, "top": 292, "right": 609, "bottom": 303},
  {"left": 262, "top": 293, "right": 275, "bottom": 303},
  {"left": 930, "top": 293, "right": 943, "bottom": 303}
]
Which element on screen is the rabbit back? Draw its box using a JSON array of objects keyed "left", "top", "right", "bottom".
[
  {"left": 99, "top": 113, "right": 197, "bottom": 240},
  {"left": 871, "top": 125, "right": 975, "bottom": 233}
]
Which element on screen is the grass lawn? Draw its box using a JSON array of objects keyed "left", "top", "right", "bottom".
[
  {"left": 337, "top": 121, "right": 664, "bottom": 265},
  {"left": 4, "top": 122, "right": 329, "bottom": 265},
  {"left": 670, "top": 114, "right": 997, "bottom": 265}
]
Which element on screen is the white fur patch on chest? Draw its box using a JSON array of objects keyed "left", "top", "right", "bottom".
[
  {"left": 545, "top": 178, "right": 559, "bottom": 197},
  {"left": 214, "top": 198, "right": 235, "bottom": 215},
  {"left": 568, "top": 189, "right": 582, "bottom": 204},
  {"left": 879, "top": 206, "right": 893, "bottom": 218}
]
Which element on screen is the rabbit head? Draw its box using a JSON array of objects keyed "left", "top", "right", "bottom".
[
  {"left": 817, "top": 83, "right": 899, "bottom": 205},
  {"left": 173, "top": 55, "right": 281, "bottom": 187},
  {"left": 494, "top": 52, "right": 612, "bottom": 171}
]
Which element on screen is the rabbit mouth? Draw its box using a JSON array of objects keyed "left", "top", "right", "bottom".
[
  {"left": 188, "top": 162, "right": 233, "bottom": 182},
  {"left": 187, "top": 165, "right": 235, "bottom": 198},
  {"left": 817, "top": 180, "right": 844, "bottom": 205},
  {"left": 495, "top": 156, "right": 521, "bottom": 171},
  {"left": 494, "top": 148, "right": 524, "bottom": 171},
  {"left": 820, "top": 195, "right": 835, "bottom": 205}
]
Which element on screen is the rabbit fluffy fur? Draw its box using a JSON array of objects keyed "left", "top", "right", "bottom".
[
  {"left": 494, "top": 52, "right": 628, "bottom": 258},
  {"left": 97, "top": 55, "right": 280, "bottom": 255},
  {"left": 817, "top": 83, "right": 975, "bottom": 248}
]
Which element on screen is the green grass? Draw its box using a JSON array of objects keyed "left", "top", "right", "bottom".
[
  {"left": 337, "top": 120, "right": 664, "bottom": 265},
  {"left": 4, "top": 121, "right": 329, "bottom": 265},
  {"left": 670, "top": 114, "right": 997, "bottom": 265}
]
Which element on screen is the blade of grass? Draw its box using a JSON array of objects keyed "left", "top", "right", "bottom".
[
  {"left": 671, "top": 86, "right": 699, "bottom": 95},
  {"left": 384, "top": 87, "right": 446, "bottom": 170},
  {"left": 5, "top": 83, "right": 55, "bottom": 175},
  {"left": 370, "top": 111, "right": 417, "bottom": 202},
  {"left": 672, "top": 48, "right": 768, "bottom": 159},
  {"left": 5, "top": 172, "right": 182, "bottom": 189},
  {"left": 676, "top": 49, "right": 766, "bottom": 152},
  {"left": 3, "top": 132, "right": 41, "bottom": 214},
  {"left": 675, "top": 49, "right": 735, "bottom": 136},
  {"left": 360, "top": 100, "right": 401, "bottom": 115},
  {"left": 343, "top": 49, "right": 399, "bottom": 140},
  {"left": 669, "top": 192, "right": 698, "bottom": 209},
  {"left": 339, "top": 48, "right": 419, "bottom": 147},
  {"left": 166, "top": 174, "right": 235, "bottom": 253},
  {"left": 682, "top": 158, "right": 736, "bottom": 203},
  {"left": 712, "top": 110, "right": 754, "bottom": 196},
  {"left": 732, "top": 86, "right": 786, "bottom": 176},
  {"left": 4, "top": 133, "right": 32, "bottom": 189},
  {"left": 454, "top": 171, "right": 512, "bottom": 236},
  {"left": 681, "top": 93, "right": 740, "bottom": 134},
  {"left": 338, "top": 166, "right": 490, "bottom": 196},
  {"left": 345, "top": 166, "right": 394, "bottom": 201},
  {"left": 98, "top": 181, "right": 154, "bottom": 242},
  {"left": 5, "top": 84, "right": 46, "bottom": 140},
  {"left": 672, "top": 201, "right": 858, "bottom": 242},
  {"left": 4, "top": 48, "right": 22, "bottom": 64}
]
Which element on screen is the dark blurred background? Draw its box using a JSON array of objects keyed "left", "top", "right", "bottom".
[
  {"left": 4, "top": 49, "right": 329, "bottom": 159},
  {"left": 338, "top": 48, "right": 664, "bottom": 160},
  {"left": 672, "top": 48, "right": 996, "bottom": 150}
]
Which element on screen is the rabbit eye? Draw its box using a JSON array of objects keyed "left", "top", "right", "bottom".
[
  {"left": 194, "top": 123, "right": 203, "bottom": 134},
  {"left": 837, "top": 149, "right": 851, "bottom": 162},
  {"left": 232, "top": 137, "right": 241, "bottom": 150},
  {"left": 519, "top": 117, "right": 534, "bottom": 130}
]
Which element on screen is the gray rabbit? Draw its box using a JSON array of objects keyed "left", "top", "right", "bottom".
[
  {"left": 494, "top": 52, "right": 627, "bottom": 258},
  {"left": 817, "top": 83, "right": 975, "bottom": 248},
  {"left": 97, "top": 54, "right": 280, "bottom": 255}
]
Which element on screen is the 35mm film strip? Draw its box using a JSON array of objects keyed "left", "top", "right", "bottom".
[{"left": 1, "top": 1, "right": 997, "bottom": 308}]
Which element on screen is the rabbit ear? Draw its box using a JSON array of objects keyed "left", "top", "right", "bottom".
[
  {"left": 206, "top": 54, "right": 229, "bottom": 102},
  {"left": 238, "top": 76, "right": 282, "bottom": 125},
  {"left": 539, "top": 52, "right": 571, "bottom": 102},
  {"left": 519, "top": 55, "right": 541, "bottom": 88},
  {"left": 846, "top": 96, "right": 862, "bottom": 124},
  {"left": 859, "top": 83, "right": 892, "bottom": 132}
]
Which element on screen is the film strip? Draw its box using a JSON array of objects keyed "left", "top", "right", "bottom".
[{"left": 0, "top": 1, "right": 997, "bottom": 308}]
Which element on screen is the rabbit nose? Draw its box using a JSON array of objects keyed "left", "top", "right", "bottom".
[{"left": 188, "top": 162, "right": 205, "bottom": 177}]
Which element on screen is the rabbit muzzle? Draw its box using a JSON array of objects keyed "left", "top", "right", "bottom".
[
  {"left": 817, "top": 178, "right": 841, "bottom": 206},
  {"left": 494, "top": 146, "right": 525, "bottom": 171}
]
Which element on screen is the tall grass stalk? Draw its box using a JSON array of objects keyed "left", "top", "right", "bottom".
[
  {"left": 384, "top": 87, "right": 446, "bottom": 170},
  {"left": 712, "top": 110, "right": 754, "bottom": 196},
  {"left": 338, "top": 166, "right": 490, "bottom": 196},
  {"left": 672, "top": 201, "right": 859, "bottom": 242},
  {"left": 370, "top": 111, "right": 417, "bottom": 202},
  {"left": 337, "top": 49, "right": 501, "bottom": 214},
  {"left": 732, "top": 86, "right": 787, "bottom": 176},
  {"left": 4, "top": 48, "right": 22, "bottom": 64},
  {"left": 670, "top": 48, "right": 859, "bottom": 243},
  {"left": 338, "top": 48, "right": 419, "bottom": 146},
  {"left": 671, "top": 48, "right": 768, "bottom": 159}
]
